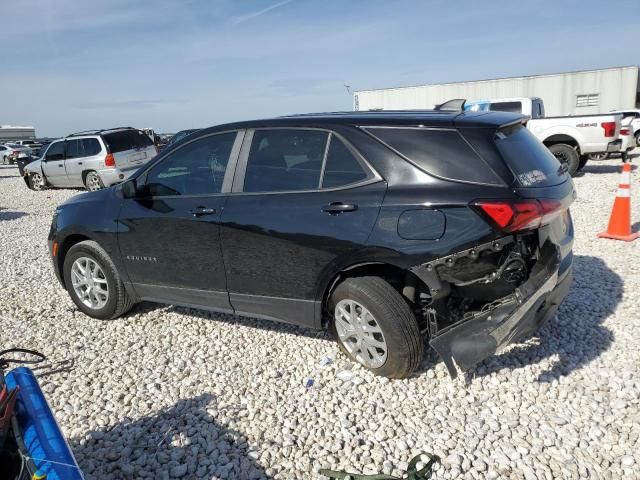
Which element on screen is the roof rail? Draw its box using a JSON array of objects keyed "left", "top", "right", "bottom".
[
  {"left": 66, "top": 130, "right": 101, "bottom": 137},
  {"left": 66, "top": 126, "right": 135, "bottom": 138}
]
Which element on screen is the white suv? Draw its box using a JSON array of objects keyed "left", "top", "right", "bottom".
[{"left": 24, "top": 128, "right": 157, "bottom": 191}]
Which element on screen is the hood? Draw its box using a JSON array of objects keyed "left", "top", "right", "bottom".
[
  {"left": 24, "top": 159, "right": 42, "bottom": 172},
  {"left": 59, "top": 185, "right": 115, "bottom": 208}
]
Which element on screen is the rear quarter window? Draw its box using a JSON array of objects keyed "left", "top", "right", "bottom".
[
  {"left": 103, "top": 130, "right": 153, "bottom": 153},
  {"left": 365, "top": 127, "right": 503, "bottom": 185}
]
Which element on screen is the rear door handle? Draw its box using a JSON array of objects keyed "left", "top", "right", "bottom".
[
  {"left": 189, "top": 207, "right": 217, "bottom": 217},
  {"left": 322, "top": 202, "right": 358, "bottom": 214},
  {"left": 78, "top": 162, "right": 83, "bottom": 165},
  {"left": 58, "top": 164, "right": 64, "bottom": 167}
]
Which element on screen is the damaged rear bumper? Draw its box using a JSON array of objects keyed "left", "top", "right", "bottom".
[{"left": 429, "top": 242, "right": 570, "bottom": 378}]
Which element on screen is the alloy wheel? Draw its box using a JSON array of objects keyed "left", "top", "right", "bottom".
[
  {"left": 31, "top": 173, "right": 44, "bottom": 190},
  {"left": 86, "top": 173, "right": 102, "bottom": 191},
  {"left": 334, "top": 299, "right": 388, "bottom": 369},
  {"left": 70, "top": 257, "right": 109, "bottom": 310}
]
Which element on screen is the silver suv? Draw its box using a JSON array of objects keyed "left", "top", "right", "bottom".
[{"left": 24, "top": 128, "right": 157, "bottom": 191}]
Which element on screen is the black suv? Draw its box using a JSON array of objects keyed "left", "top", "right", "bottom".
[{"left": 49, "top": 111, "right": 574, "bottom": 378}]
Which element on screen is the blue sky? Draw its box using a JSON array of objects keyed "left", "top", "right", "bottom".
[{"left": 1, "top": 0, "right": 638, "bottom": 137}]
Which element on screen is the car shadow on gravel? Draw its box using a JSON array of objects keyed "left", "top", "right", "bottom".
[
  {"left": 127, "top": 301, "right": 331, "bottom": 342},
  {"left": 472, "top": 255, "right": 622, "bottom": 382},
  {"left": 68, "top": 394, "right": 271, "bottom": 480},
  {"left": 0, "top": 207, "right": 28, "bottom": 221},
  {"left": 579, "top": 163, "right": 637, "bottom": 174}
]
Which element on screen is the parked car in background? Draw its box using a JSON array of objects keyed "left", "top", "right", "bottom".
[
  {"left": 166, "top": 128, "right": 200, "bottom": 147},
  {"left": 0, "top": 144, "right": 18, "bottom": 164},
  {"left": 12, "top": 139, "right": 42, "bottom": 150},
  {"left": 23, "top": 128, "right": 157, "bottom": 191},
  {"left": 464, "top": 97, "right": 623, "bottom": 175},
  {"left": 1, "top": 144, "right": 33, "bottom": 164},
  {"left": 48, "top": 110, "right": 574, "bottom": 379}
]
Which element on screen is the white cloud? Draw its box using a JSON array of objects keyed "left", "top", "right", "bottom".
[{"left": 231, "top": 0, "right": 295, "bottom": 25}]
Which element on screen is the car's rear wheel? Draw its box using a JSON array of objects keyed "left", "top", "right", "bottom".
[
  {"left": 63, "top": 240, "right": 135, "bottom": 319},
  {"left": 28, "top": 172, "right": 46, "bottom": 190},
  {"left": 328, "top": 276, "right": 423, "bottom": 378},
  {"left": 635, "top": 131, "right": 640, "bottom": 147},
  {"left": 548, "top": 144, "right": 580, "bottom": 176},
  {"left": 84, "top": 171, "right": 104, "bottom": 192}
]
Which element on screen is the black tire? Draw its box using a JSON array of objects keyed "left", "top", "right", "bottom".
[
  {"left": 328, "top": 276, "right": 423, "bottom": 379},
  {"left": 63, "top": 240, "right": 135, "bottom": 320},
  {"left": 635, "top": 131, "right": 640, "bottom": 147},
  {"left": 548, "top": 144, "right": 580, "bottom": 176},
  {"left": 577, "top": 155, "right": 589, "bottom": 171}
]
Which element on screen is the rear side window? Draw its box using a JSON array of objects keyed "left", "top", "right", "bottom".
[
  {"left": 65, "top": 139, "right": 82, "bottom": 158},
  {"left": 366, "top": 127, "right": 502, "bottom": 185},
  {"left": 244, "top": 129, "right": 328, "bottom": 192},
  {"left": 493, "top": 125, "right": 565, "bottom": 187},
  {"left": 322, "top": 136, "right": 368, "bottom": 188},
  {"left": 82, "top": 138, "right": 101, "bottom": 156},
  {"left": 103, "top": 130, "right": 153, "bottom": 153}
]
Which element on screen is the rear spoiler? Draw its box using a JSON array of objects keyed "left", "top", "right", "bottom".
[{"left": 434, "top": 99, "right": 466, "bottom": 112}]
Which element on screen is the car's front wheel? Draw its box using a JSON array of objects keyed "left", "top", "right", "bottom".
[
  {"left": 63, "top": 240, "right": 135, "bottom": 319},
  {"left": 28, "top": 172, "right": 46, "bottom": 190},
  {"left": 328, "top": 276, "right": 423, "bottom": 378}
]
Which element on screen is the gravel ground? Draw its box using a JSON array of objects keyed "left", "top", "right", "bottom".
[{"left": 1, "top": 156, "right": 639, "bottom": 480}]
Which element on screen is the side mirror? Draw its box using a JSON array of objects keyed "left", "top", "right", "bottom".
[{"left": 121, "top": 178, "right": 138, "bottom": 199}]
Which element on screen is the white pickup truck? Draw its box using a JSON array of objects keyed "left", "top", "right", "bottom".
[{"left": 464, "top": 97, "right": 623, "bottom": 175}]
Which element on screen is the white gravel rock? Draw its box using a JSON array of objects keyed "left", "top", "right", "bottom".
[{"left": 1, "top": 155, "right": 640, "bottom": 479}]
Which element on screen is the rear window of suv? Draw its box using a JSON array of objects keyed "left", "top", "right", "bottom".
[
  {"left": 103, "top": 130, "right": 153, "bottom": 153},
  {"left": 493, "top": 124, "right": 565, "bottom": 187},
  {"left": 365, "top": 127, "right": 503, "bottom": 185}
]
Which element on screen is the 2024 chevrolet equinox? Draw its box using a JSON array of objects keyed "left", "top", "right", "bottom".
[{"left": 49, "top": 110, "right": 575, "bottom": 379}]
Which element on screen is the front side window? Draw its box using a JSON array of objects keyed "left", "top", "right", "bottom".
[
  {"left": 243, "top": 129, "right": 329, "bottom": 193},
  {"left": 144, "top": 132, "right": 236, "bottom": 197},
  {"left": 45, "top": 141, "right": 65, "bottom": 161}
]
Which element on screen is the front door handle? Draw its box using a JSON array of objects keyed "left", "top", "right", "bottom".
[
  {"left": 189, "top": 207, "right": 217, "bottom": 217},
  {"left": 78, "top": 162, "right": 83, "bottom": 165},
  {"left": 322, "top": 202, "right": 358, "bottom": 214},
  {"left": 58, "top": 164, "right": 64, "bottom": 168}
]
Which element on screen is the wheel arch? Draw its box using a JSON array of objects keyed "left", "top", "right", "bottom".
[
  {"left": 542, "top": 134, "right": 580, "bottom": 153},
  {"left": 81, "top": 169, "right": 96, "bottom": 184},
  {"left": 318, "top": 261, "right": 420, "bottom": 329},
  {"left": 56, "top": 233, "right": 94, "bottom": 288}
]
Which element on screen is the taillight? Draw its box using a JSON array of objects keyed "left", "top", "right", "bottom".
[
  {"left": 104, "top": 153, "right": 115, "bottom": 168},
  {"left": 601, "top": 121, "right": 616, "bottom": 137},
  {"left": 620, "top": 128, "right": 631, "bottom": 136},
  {"left": 472, "top": 199, "right": 564, "bottom": 233}
]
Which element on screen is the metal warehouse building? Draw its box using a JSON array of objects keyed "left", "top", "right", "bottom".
[
  {"left": 0, "top": 125, "right": 36, "bottom": 141},
  {"left": 354, "top": 65, "right": 640, "bottom": 116}
]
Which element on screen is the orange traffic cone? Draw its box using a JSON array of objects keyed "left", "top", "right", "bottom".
[{"left": 597, "top": 162, "right": 638, "bottom": 242}]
